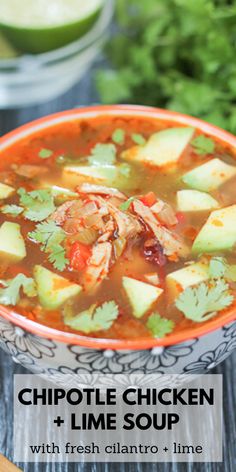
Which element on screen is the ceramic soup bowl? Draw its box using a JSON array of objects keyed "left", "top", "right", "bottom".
[{"left": 0, "top": 106, "right": 235, "bottom": 384}]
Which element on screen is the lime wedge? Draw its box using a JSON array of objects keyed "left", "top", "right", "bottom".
[
  {"left": 0, "top": 0, "right": 104, "bottom": 54},
  {"left": 0, "top": 31, "right": 20, "bottom": 58}
]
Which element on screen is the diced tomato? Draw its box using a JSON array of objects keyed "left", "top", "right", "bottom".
[
  {"left": 139, "top": 191, "right": 157, "bottom": 207},
  {"left": 176, "top": 211, "right": 186, "bottom": 225},
  {"left": 184, "top": 226, "right": 198, "bottom": 241},
  {"left": 69, "top": 242, "right": 92, "bottom": 271}
]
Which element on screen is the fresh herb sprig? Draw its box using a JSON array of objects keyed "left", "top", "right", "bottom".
[
  {"left": 64, "top": 301, "right": 119, "bottom": 333},
  {"left": 88, "top": 143, "right": 117, "bottom": 166},
  {"left": 146, "top": 312, "right": 174, "bottom": 338},
  {"left": 176, "top": 279, "right": 233, "bottom": 322},
  {"left": 191, "top": 135, "right": 215, "bottom": 156},
  {"left": 0, "top": 274, "right": 37, "bottom": 306},
  {"left": 29, "top": 220, "right": 68, "bottom": 271},
  {"left": 18, "top": 188, "right": 55, "bottom": 222},
  {"left": 39, "top": 148, "right": 53, "bottom": 159},
  {"left": 97, "top": 0, "right": 236, "bottom": 134}
]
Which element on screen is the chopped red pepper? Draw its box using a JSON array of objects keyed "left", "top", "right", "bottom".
[
  {"left": 139, "top": 191, "right": 157, "bottom": 207},
  {"left": 69, "top": 242, "right": 92, "bottom": 271}
]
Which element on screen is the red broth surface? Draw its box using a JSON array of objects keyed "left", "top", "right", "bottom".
[{"left": 0, "top": 115, "right": 235, "bottom": 341}]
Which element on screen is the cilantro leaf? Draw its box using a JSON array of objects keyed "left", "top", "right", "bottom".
[
  {"left": 176, "top": 279, "right": 234, "bottom": 322},
  {"left": 132, "top": 133, "right": 146, "bottom": 145},
  {"left": 191, "top": 135, "right": 215, "bottom": 156},
  {"left": 146, "top": 312, "right": 174, "bottom": 338},
  {"left": 112, "top": 128, "right": 125, "bottom": 145},
  {"left": 28, "top": 220, "right": 63, "bottom": 245},
  {"left": 29, "top": 221, "right": 68, "bottom": 271},
  {"left": 39, "top": 148, "right": 53, "bottom": 159},
  {"left": 48, "top": 243, "right": 69, "bottom": 272},
  {"left": 1, "top": 205, "right": 23, "bottom": 216},
  {"left": 0, "top": 274, "right": 37, "bottom": 306},
  {"left": 18, "top": 188, "right": 55, "bottom": 222},
  {"left": 120, "top": 196, "right": 135, "bottom": 211},
  {"left": 209, "top": 257, "right": 228, "bottom": 279},
  {"left": 88, "top": 144, "right": 117, "bottom": 166},
  {"left": 64, "top": 301, "right": 119, "bottom": 334}
]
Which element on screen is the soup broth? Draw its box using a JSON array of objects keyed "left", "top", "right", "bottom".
[{"left": 0, "top": 114, "right": 235, "bottom": 341}]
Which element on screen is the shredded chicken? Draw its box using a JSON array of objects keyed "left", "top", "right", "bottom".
[
  {"left": 97, "top": 219, "right": 115, "bottom": 243},
  {"left": 94, "top": 196, "right": 143, "bottom": 240},
  {"left": 51, "top": 200, "right": 79, "bottom": 225},
  {"left": 151, "top": 200, "right": 178, "bottom": 227},
  {"left": 82, "top": 242, "right": 112, "bottom": 291},
  {"left": 133, "top": 199, "right": 189, "bottom": 258},
  {"left": 74, "top": 201, "right": 97, "bottom": 218},
  {"left": 77, "top": 183, "right": 126, "bottom": 200},
  {"left": 52, "top": 192, "right": 142, "bottom": 241},
  {"left": 51, "top": 187, "right": 188, "bottom": 293},
  {"left": 51, "top": 199, "right": 102, "bottom": 233}
]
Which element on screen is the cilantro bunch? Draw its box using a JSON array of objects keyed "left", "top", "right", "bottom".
[{"left": 96, "top": 0, "right": 236, "bottom": 133}]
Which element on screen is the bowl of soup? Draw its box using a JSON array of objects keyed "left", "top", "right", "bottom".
[{"left": 0, "top": 105, "right": 235, "bottom": 380}]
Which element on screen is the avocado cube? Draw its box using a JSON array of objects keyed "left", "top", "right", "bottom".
[
  {"left": 34, "top": 265, "right": 82, "bottom": 310},
  {"left": 192, "top": 205, "right": 236, "bottom": 254},
  {"left": 0, "top": 221, "right": 26, "bottom": 262},
  {"left": 166, "top": 262, "right": 209, "bottom": 302},
  {"left": 182, "top": 158, "right": 236, "bottom": 192},
  {"left": 122, "top": 276, "right": 163, "bottom": 318}
]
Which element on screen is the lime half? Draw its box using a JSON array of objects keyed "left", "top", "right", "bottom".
[
  {"left": 0, "top": 31, "right": 20, "bottom": 58},
  {"left": 0, "top": 0, "right": 104, "bottom": 54}
]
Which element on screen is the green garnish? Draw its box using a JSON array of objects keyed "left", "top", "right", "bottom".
[
  {"left": 96, "top": 1, "right": 236, "bottom": 135},
  {"left": 176, "top": 279, "right": 234, "bottom": 322},
  {"left": 18, "top": 188, "right": 55, "bottom": 222},
  {"left": 120, "top": 196, "right": 135, "bottom": 211},
  {"left": 88, "top": 144, "right": 117, "bottom": 166},
  {"left": 112, "top": 128, "right": 125, "bottom": 145},
  {"left": 28, "top": 220, "right": 63, "bottom": 245},
  {"left": 64, "top": 301, "right": 119, "bottom": 334},
  {"left": 48, "top": 244, "right": 69, "bottom": 272},
  {"left": 29, "top": 221, "right": 68, "bottom": 271},
  {"left": 191, "top": 135, "right": 215, "bottom": 156},
  {"left": 1, "top": 205, "right": 23, "bottom": 216},
  {"left": 209, "top": 257, "right": 228, "bottom": 279},
  {"left": 0, "top": 274, "right": 37, "bottom": 306},
  {"left": 132, "top": 133, "right": 146, "bottom": 145},
  {"left": 146, "top": 312, "right": 174, "bottom": 338},
  {"left": 39, "top": 148, "right": 53, "bottom": 159}
]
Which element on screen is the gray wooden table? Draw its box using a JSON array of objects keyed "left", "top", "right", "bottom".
[{"left": 0, "top": 68, "right": 236, "bottom": 472}]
